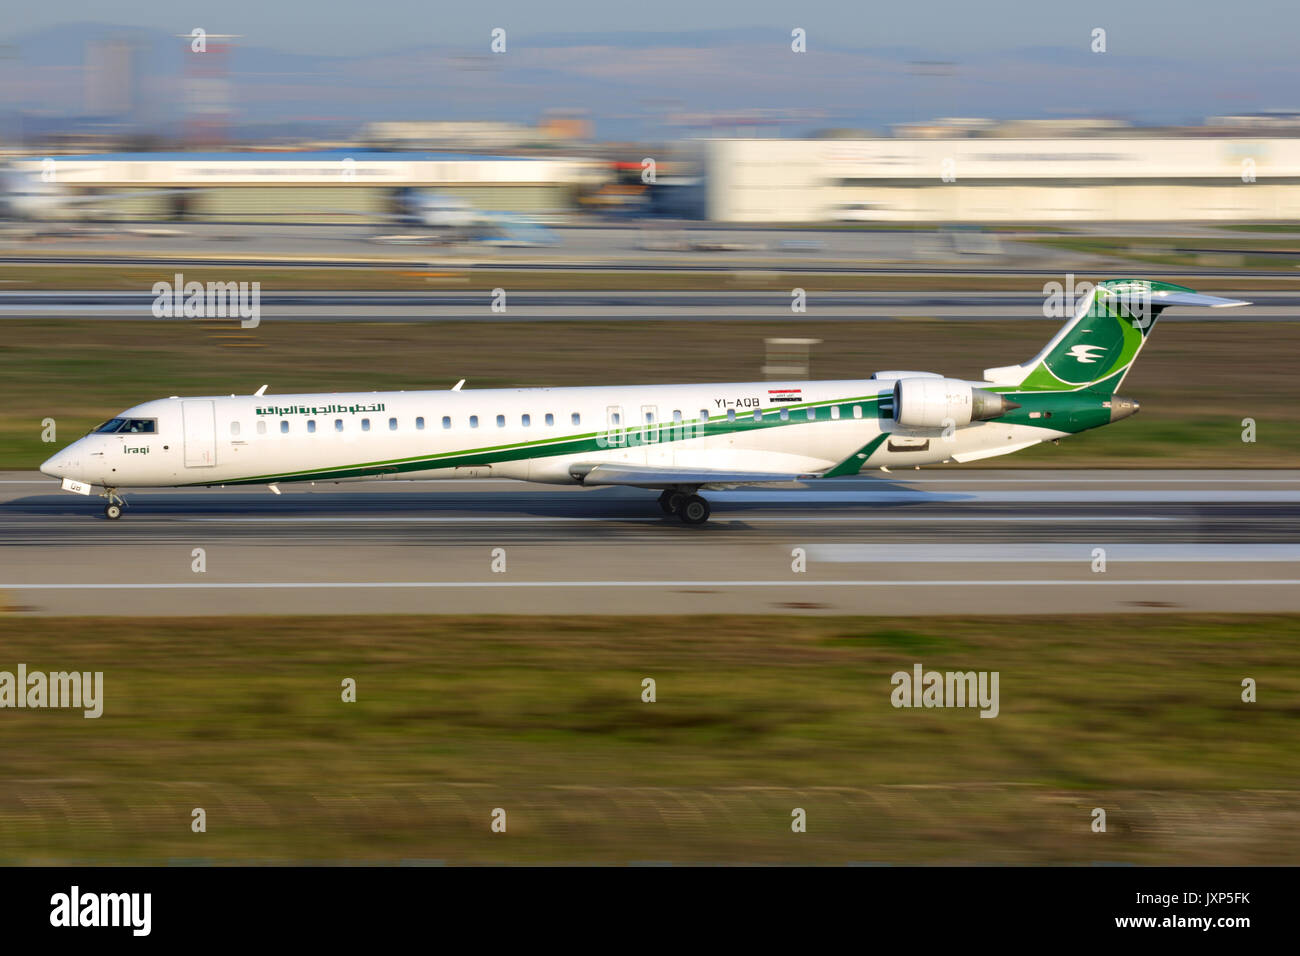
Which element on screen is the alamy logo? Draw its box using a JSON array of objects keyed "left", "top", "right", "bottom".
[
  {"left": 0, "top": 664, "right": 103, "bottom": 718},
  {"left": 1066, "top": 344, "right": 1107, "bottom": 364},
  {"left": 151, "top": 272, "right": 260, "bottom": 328},
  {"left": 890, "top": 663, "right": 999, "bottom": 718},
  {"left": 50, "top": 886, "right": 150, "bottom": 936}
]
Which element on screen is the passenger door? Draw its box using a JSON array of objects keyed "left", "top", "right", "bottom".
[{"left": 182, "top": 400, "right": 218, "bottom": 467}]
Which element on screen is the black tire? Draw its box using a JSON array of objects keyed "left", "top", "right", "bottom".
[
  {"left": 678, "top": 495, "right": 710, "bottom": 525},
  {"left": 658, "top": 490, "right": 686, "bottom": 515},
  {"left": 105, "top": 503, "right": 122, "bottom": 520}
]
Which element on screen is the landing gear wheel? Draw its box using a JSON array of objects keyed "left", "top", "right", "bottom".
[
  {"left": 678, "top": 495, "right": 710, "bottom": 525},
  {"left": 104, "top": 503, "right": 122, "bottom": 520},
  {"left": 658, "top": 489, "right": 687, "bottom": 515}
]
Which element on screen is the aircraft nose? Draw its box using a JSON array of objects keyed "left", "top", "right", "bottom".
[{"left": 39, "top": 454, "right": 68, "bottom": 479}]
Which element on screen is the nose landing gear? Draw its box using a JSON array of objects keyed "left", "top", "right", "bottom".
[{"left": 100, "top": 487, "right": 126, "bottom": 520}]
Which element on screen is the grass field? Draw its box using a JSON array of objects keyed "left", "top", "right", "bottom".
[
  {"left": 2, "top": 318, "right": 1295, "bottom": 469},
  {"left": 0, "top": 614, "right": 1295, "bottom": 864}
]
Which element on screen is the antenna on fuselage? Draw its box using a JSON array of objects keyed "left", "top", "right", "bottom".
[{"left": 451, "top": 379, "right": 465, "bottom": 391}]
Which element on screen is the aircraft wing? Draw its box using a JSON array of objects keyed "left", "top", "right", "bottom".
[{"left": 573, "top": 463, "right": 819, "bottom": 488}]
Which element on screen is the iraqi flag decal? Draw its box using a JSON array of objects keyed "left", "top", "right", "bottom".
[{"left": 768, "top": 388, "right": 803, "bottom": 403}]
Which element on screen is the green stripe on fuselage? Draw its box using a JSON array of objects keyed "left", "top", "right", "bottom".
[{"left": 187, "top": 393, "right": 884, "bottom": 486}]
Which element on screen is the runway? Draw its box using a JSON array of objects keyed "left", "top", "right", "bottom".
[
  {"left": 0, "top": 289, "right": 1288, "bottom": 322},
  {"left": 2, "top": 469, "right": 1299, "bottom": 616},
  {"left": 5, "top": 222, "right": 1300, "bottom": 278}
]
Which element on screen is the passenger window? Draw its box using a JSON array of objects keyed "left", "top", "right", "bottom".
[
  {"left": 231, "top": 421, "right": 240, "bottom": 437},
  {"left": 280, "top": 421, "right": 289, "bottom": 434},
  {"left": 389, "top": 417, "right": 398, "bottom": 431},
  {"left": 806, "top": 408, "right": 816, "bottom": 421},
  {"left": 496, "top": 414, "right": 506, "bottom": 427},
  {"left": 699, "top": 410, "right": 709, "bottom": 424},
  {"left": 752, "top": 409, "right": 762, "bottom": 422},
  {"left": 470, "top": 415, "right": 479, "bottom": 428},
  {"left": 831, "top": 407, "right": 840, "bottom": 420},
  {"left": 545, "top": 413, "right": 554, "bottom": 426},
  {"left": 522, "top": 414, "right": 531, "bottom": 427},
  {"left": 442, "top": 416, "right": 451, "bottom": 429},
  {"left": 673, "top": 410, "right": 683, "bottom": 423},
  {"left": 335, "top": 419, "right": 343, "bottom": 432},
  {"left": 257, "top": 421, "right": 267, "bottom": 435},
  {"left": 726, "top": 409, "right": 736, "bottom": 422},
  {"left": 780, "top": 408, "right": 789, "bottom": 421},
  {"left": 611, "top": 412, "right": 621, "bottom": 426},
  {"left": 362, "top": 419, "right": 371, "bottom": 432},
  {"left": 571, "top": 413, "right": 580, "bottom": 426},
  {"left": 852, "top": 405, "right": 863, "bottom": 419},
  {"left": 416, "top": 417, "right": 425, "bottom": 430},
  {"left": 307, "top": 420, "right": 317, "bottom": 433}
]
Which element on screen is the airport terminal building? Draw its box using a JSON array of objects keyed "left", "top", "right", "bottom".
[{"left": 702, "top": 137, "right": 1300, "bottom": 222}]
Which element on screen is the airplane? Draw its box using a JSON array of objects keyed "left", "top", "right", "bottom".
[
  {"left": 367, "top": 188, "right": 557, "bottom": 246},
  {"left": 0, "top": 163, "right": 193, "bottom": 224},
  {"left": 39, "top": 279, "right": 1246, "bottom": 523}
]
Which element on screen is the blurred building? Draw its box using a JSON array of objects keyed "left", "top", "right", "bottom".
[
  {"left": 703, "top": 137, "right": 1300, "bottom": 222},
  {"left": 359, "top": 117, "right": 589, "bottom": 151},
  {"left": 9, "top": 150, "right": 607, "bottom": 221},
  {"left": 83, "top": 36, "right": 138, "bottom": 119}
]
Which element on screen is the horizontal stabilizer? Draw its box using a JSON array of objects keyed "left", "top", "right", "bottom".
[{"left": 1140, "top": 290, "right": 1250, "bottom": 309}]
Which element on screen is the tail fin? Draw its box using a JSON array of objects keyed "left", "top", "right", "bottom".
[{"left": 984, "top": 279, "right": 1249, "bottom": 394}]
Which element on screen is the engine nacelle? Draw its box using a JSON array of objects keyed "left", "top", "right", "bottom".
[{"left": 892, "top": 378, "right": 1017, "bottom": 429}]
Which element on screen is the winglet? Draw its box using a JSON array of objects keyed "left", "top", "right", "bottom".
[
  {"left": 253, "top": 384, "right": 269, "bottom": 396},
  {"left": 451, "top": 379, "right": 465, "bottom": 391}
]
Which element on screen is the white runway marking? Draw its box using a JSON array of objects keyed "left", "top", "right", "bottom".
[
  {"left": 710, "top": 490, "right": 1300, "bottom": 503},
  {"left": 3, "top": 579, "right": 1298, "bottom": 590},
  {"left": 180, "top": 514, "right": 1173, "bottom": 524},
  {"left": 806, "top": 543, "right": 1300, "bottom": 562}
]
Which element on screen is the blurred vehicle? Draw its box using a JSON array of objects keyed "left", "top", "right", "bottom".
[
  {"left": 829, "top": 201, "right": 885, "bottom": 222},
  {"left": 353, "top": 187, "right": 557, "bottom": 245}
]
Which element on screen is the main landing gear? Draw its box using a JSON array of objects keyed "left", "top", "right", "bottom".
[
  {"left": 100, "top": 487, "right": 126, "bottom": 520},
  {"left": 657, "top": 489, "right": 711, "bottom": 525}
]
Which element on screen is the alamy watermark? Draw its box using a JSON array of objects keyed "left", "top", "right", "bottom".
[
  {"left": 891, "top": 662, "right": 999, "bottom": 718},
  {"left": 151, "top": 272, "right": 260, "bottom": 328},
  {"left": 1042, "top": 274, "right": 1152, "bottom": 328},
  {"left": 0, "top": 664, "right": 103, "bottom": 718}
]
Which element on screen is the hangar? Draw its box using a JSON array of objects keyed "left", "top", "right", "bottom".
[
  {"left": 10, "top": 150, "right": 605, "bottom": 222},
  {"left": 702, "top": 137, "right": 1300, "bottom": 222}
]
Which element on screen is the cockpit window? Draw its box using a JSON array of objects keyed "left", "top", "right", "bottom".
[{"left": 94, "top": 418, "right": 157, "bottom": 434}]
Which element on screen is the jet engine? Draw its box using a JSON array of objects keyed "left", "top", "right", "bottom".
[{"left": 892, "top": 378, "right": 1019, "bottom": 428}]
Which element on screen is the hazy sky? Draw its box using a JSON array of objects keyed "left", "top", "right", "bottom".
[{"left": 4, "top": 0, "right": 1299, "bottom": 59}]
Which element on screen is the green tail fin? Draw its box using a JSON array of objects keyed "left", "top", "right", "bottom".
[{"left": 983, "top": 279, "right": 1248, "bottom": 394}]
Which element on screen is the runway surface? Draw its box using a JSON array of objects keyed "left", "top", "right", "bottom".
[
  {"left": 2, "top": 469, "right": 1299, "bottom": 616},
  {"left": 0, "top": 223, "right": 1022, "bottom": 268},
  {"left": 0, "top": 289, "right": 1286, "bottom": 322}
]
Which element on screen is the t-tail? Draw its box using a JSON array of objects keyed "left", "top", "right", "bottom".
[{"left": 983, "top": 279, "right": 1249, "bottom": 395}]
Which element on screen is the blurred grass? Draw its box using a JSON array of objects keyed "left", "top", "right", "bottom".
[
  {"left": 0, "top": 614, "right": 1295, "bottom": 864},
  {"left": 2, "top": 318, "right": 1295, "bottom": 469}
]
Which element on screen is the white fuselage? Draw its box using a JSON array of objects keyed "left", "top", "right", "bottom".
[{"left": 40, "top": 379, "right": 1065, "bottom": 490}]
